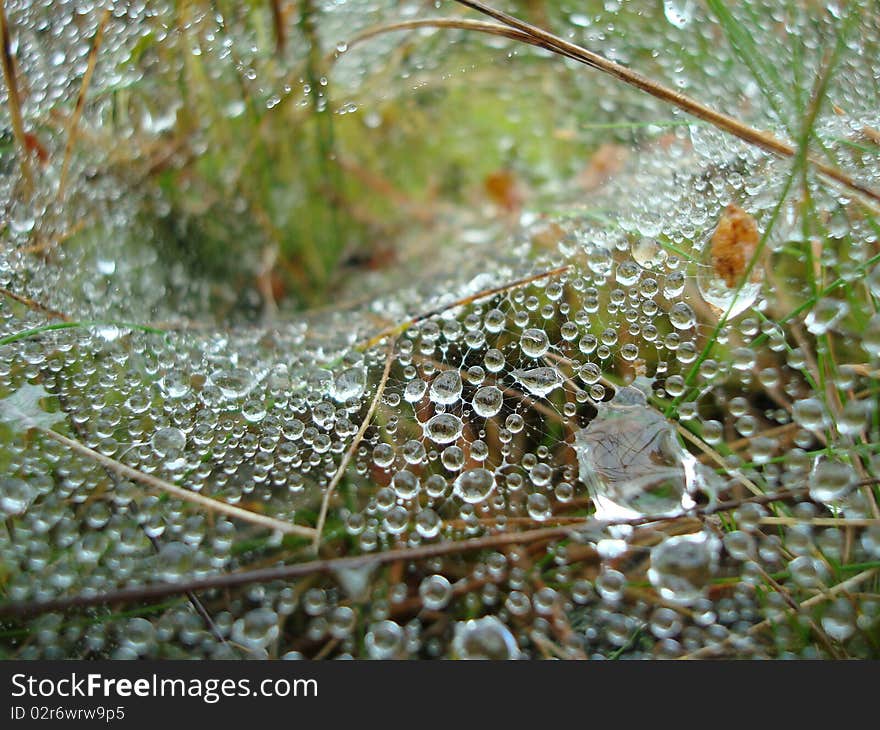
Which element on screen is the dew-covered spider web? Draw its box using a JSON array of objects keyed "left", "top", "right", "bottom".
[{"left": 1, "top": 0, "right": 880, "bottom": 659}]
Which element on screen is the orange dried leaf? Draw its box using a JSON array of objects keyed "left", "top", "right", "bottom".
[
  {"left": 23, "top": 131, "right": 49, "bottom": 165},
  {"left": 484, "top": 168, "right": 523, "bottom": 213},
  {"left": 710, "top": 203, "right": 760, "bottom": 288},
  {"left": 861, "top": 126, "right": 880, "bottom": 146}
]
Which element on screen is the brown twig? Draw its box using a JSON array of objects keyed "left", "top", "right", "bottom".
[
  {"left": 6, "top": 479, "right": 867, "bottom": 618},
  {"left": 751, "top": 562, "right": 844, "bottom": 659},
  {"left": 0, "top": 0, "right": 33, "bottom": 190},
  {"left": 0, "top": 286, "right": 71, "bottom": 321},
  {"left": 449, "top": 0, "right": 880, "bottom": 205},
  {"left": 269, "top": 0, "right": 286, "bottom": 55},
  {"left": 51, "top": 377, "right": 228, "bottom": 647},
  {"left": 681, "top": 568, "right": 878, "bottom": 660},
  {"left": 0, "top": 524, "right": 576, "bottom": 617},
  {"left": 41, "top": 428, "right": 316, "bottom": 538},
  {"left": 57, "top": 7, "right": 111, "bottom": 200},
  {"left": 18, "top": 219, "right": 88, "bottom": 256},
  {"left": 759, "top": 516, "right": 880, "bottom": 528},
  {"left": 358, "top": 264, "right": 570, "bottom": 350}
]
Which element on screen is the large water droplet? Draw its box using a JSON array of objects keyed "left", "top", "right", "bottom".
[
  {"left": 453, "top": 468, "right": 496, "bottom": 504},
  {"left": 0, "top": 477, "right": 36, "bottom": 516},
  {"left": 663, "top": 0, "right": 695, "bottom": 28},
  {"left": 668, "top": 302, "right": 696, "bottom": 330},
  {"left": 805, "top": 298, "right": 848, "bottom": 336},
  {"left": 212, "top": 368, "right": 256, "bottom": 400},
  {"left": 429, "top": 370, "right": 463, "bottom": 405},
  {"left": 648, "top": 531, "right": 719, "bottom": 605},
  {"left": 332, "top": 365, "right": 366, "bottom": 402},
  {"left": 424, "top": 413, "right": 464, "bottom": 444},
  {"left": 231, "top": 608, "right": 279, "bottom": 651},
  {"left": 472, "top": 385, "right": 503, "bottom": 417},
  {"left": 419, "top": 574, "right": 452, "bottom": 610},
  {"left": 512, "top": 367, "right": 563, "bottom": 397},
  {"left": 520, "top": 328, "right": 550, "bottom": 358},
  {"left": 574, "top": 386, "right": 696, "bottom": 518},
  {"left": 809, "top": 459, "right": 854, "bottom": 505}
]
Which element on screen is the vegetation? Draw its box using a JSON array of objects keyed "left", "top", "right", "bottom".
[{"left": 0, "top": 0, "right": 879, "bottom": 659}]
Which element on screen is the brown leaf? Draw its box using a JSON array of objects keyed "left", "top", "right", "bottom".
[
  {"left": 710, "top": 203, "right": 760, "bottom": 288},
  {"left": 484, "top": 168, "right": 523, "bottom": 213},
  {"left": 23, "top": 131, "right": 48, "bottom": 165}
]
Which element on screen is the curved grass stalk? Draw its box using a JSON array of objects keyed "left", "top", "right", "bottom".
[
  {"left": 312, "top": 336, "right": 397, "bottom": 551},
  {"left": 358, "top": 264, "right": 570, "bottom": 351},
  {"left": 0, "top": 320, "right": 167, "bottom": 346},
  {"left": 57, "top": 7, "right": 111, "bottom": 201},
  {"left": 0, "top": 0, "right": 33, "bottom": 190},
  {"left": 328, "top": 18, "right": 537, "bottom": 66},
  {"left": 449, "top": 0, "right": 880, "bottom": 206},
  {"left": 41, "top": 428, "right": 316, "bottom": 539}
]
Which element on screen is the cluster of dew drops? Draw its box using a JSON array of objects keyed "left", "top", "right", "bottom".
[
  {"left": 3, "top": 209, "right": 880, "bottom": 658},
  {"left": 1, "top": 0, "right": 880, "bottom": 659}
]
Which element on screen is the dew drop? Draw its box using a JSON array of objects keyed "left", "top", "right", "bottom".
[
  {"left": 472, "top": 385, "right": 503, "bottom": 417},
  {"left": 429, "top": 370, "right": 463, "bottom": 405},
  {"left": 512, "top": 366, "right": 563, "bottom": 397},
  {"left": 452, "top": 617, "right": 518, "bottom": 660},
  {"left": 520, "top": 328, "right": 550, "bottom": 358},
  {"left": 668, "top": 301, "right": 696, "bottom": 330},
  {"left": 419, "top": 574, "right": 452, "bottom": 610},
  {"left": 424, "top": 413, "right": 464, "bottom": 444},
  {"left": 648, "top": 532, "right": 719, "bottom": 605},
  {"left": 574, "top": 386, "right": 696, "bottom": 518},
  {"left": 0, "top": 477, "right": 36, "bottom": 516},
  {"left": 805, "top": 298, "right": 848, "bottom": 336},
  {"left": 453, "top": 468, "right": 496, "bottom": 504},
  {"left": 332, "top": 365, "right": 366, "bottom": 402}
]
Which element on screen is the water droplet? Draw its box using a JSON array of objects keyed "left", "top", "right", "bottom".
[
  {"left": 805, "top": 298, "right": 849, "bottom": 335},
  {"left": 520, "top": 328, "right": 550, "bottom": 357},
  {"left": 821, "top": 598, "right": 855, "bottom": 642},
  {"left": 332, "top": 365, "right": 366, "bottom": 402},
  {"left": 151, "top": 426, "right": 186, "bottom": 456},
  {"left": 365, "top": 620, "right": 404, "bottom": 659},
  {"left": 391, "top": 469, "right": 420, "bottom": 499},
  {"left": 809, "top": 459, "right": 854, "bottom": 504},
  {"left": 792, "top": 397, "right": 828, "bottom": 432},
  {"left": 472, "top": 385, "right": 503, "bottom": 417},
  {"left": 453, "top": 468, "right": 496, "bottom": 504},
  {"left": 424, "top": 413, "right": 464, "bottom": 444},
  {"left": 863, "top": 314, "right": 880, "bottom": 358},
  {"left": 419, "top": 574, "right": 452, "bottom": 610},
  {"left": 430, "top": 370, "right": 463, "bottom": 405},
  {"left": 232, "top": 608, "right": 279, "bottom": 651},
  {"left": 212, "top": 368, "right": 256, "bottom": 400},
  {"left": 663, "top": 0, "right": 695, "bottom": 28},
  {"left": 452, "top": 617, "right": 519, "bottom": 659},
  {"left": 574, "top": 386, "right": 696, "bottom": 518},
  {"left": 0, "top": 477, "right": 36, "bottom": 516},
  {"left": 404, "top": 378, "right": 427, "bottom": 402},
  {"left": 512, "top": 367, "right": 563, "bottom": 397},
  {"left": 648, "top": 531, "right": 719, "bottom": 605},
  {"left": 668, "top": 301, "right": 696, "bottom": 330}
]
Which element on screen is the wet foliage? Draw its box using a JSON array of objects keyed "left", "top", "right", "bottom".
[{"left": 1, "top": 0, "right": 880, "bottom": 659}]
